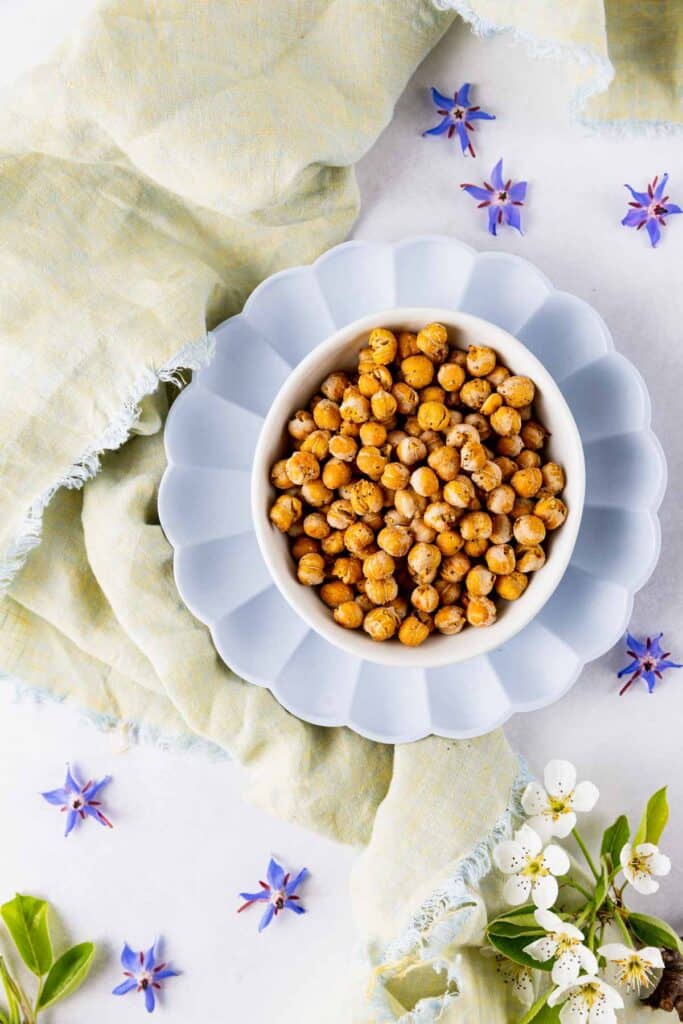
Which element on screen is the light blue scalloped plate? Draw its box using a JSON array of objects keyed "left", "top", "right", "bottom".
[{"left": 159, "top": 236, "right": 666, "bottom": 743}]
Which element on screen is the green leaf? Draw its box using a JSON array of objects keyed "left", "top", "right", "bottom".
[
  {"left": 0, "top": 895, "right": 53, "bottom": 976},
  {"left": 36, "top": 942, "right": 95, "bottom": 1011},
  {"left": 600, "top": 815, "right": 630, "bottom": 868},
  {"left": 0, "top": 960, "right": 23, "bottom": 1024},
  {"left": 628, "top": 912, "right": 683, "bottom": 954},
  {"left": 633, "top": 788, "right": 669, "bottom": 847},
  {"left": 487, "top": 931, "right": 552, "bottom": 972},
  {"left": 530, "top": 1003, "right": 562, "bottom": 1023}
]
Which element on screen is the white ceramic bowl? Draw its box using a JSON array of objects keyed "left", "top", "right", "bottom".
[{"left": 251, "top": 307, "right": 585, "bottom": 669}]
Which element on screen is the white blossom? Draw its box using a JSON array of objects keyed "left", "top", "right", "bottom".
[
  {"left": 480, "top": 947, "right": 534, "bottom": 1006},
  {"left": 619, "top": 841, "right": 671, "bottom": 894},
  {"left": 524, "top": 909, "right": 597, "bottom": 985},
  {"left": 493, "top": 824, "right": 570, "bottom": 910},
  {"left": 547, "top": 975, "right": 624, "bottom": 1024},
  {"left": 598, "top": 943, "right": 664, "bottom": 994},
  {"left": 522, "top": 760, "right": 599, "bottom": 841}
]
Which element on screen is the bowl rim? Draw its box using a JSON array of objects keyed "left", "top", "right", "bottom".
[{"left": 251, "top": 306, "right": 586, "bottom": 668}]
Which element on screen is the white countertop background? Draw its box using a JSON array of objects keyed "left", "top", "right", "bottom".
[{"left": 0, "top": 4, "right": 681, "bottom": 1021}]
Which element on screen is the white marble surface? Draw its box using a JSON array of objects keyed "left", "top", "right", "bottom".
[{"left": 0, "top": 4, "right": 681, "bottom": 1021}]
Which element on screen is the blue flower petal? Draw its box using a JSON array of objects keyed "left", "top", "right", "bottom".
[
  {"left": 646, "top": 218, "right": 661, "bottom": 247},
  {"left": 617, "top": 659, "right": 639, "bottom": 679},
  {"left": 64, "top": 810, "right": 79, "bottom": 837},
  {"left": 505, "top": 204, "right": 524, "bottom": 234},
  {"left": 154, "top": 969, "right": 180, "bottom": 981},
  {"left": 41, "top": 787, "right": 69, "bottom": 806},
  {"left": 622, "top": 209, "right": 647, "bottom": 228},
  {"left": 643, "top": 670, "right": 657, "bottom": 692},
  {"left": 467, "top": 109, "right": 495, "bottom": 121},
  {"left": 508, "top": 181, "right": 527, "bottom": 201},
  {"left": 423, "top": 116, "right": 451, "bottom": 137},
  {"left": 455, "top": 82, "right": 471, "bottom": 106},
  {"left": 624, "top": 184, "right": 649, "bottom": 205},
  {"left": 658, "top": 659, "right": 683, "bottom": 671},
  {"left": 491, "top": 159, "right": 504, "bottom": 191},
  {"left": 455, "top": 121, "right": 470, "bottom": 154},
  {"left": 113, "top": 979, "right": 137, "bottom": 996},
  {"left": 239, "top": 890, "right": 269, "bottom": 902},
  {"left": 663, "top": 203, "right": 682, "bottom": 215},
  {"left": 144, "top": 941, "right": 159, "bottom": 972},
  {"left": 625, "top": 632, "right": 648, "bottom": 656},
  {"left": 648, "top": 633, "right": 665, "bottom": 656},
  {"left": 654, "top": 173, "right": 668, "bottom": 199},
  {"left": 121, "top": 943, "right": 140, "bottom": 972},
  {"left": 430, "top": 87, "right": 453, "bottom": 109},
  {"left": 65, "top": 765, "right": 81, "bottom": 793},
  {"left": 145, "top": 985, "right": 156, "bottom": 1013},
  {"left": 258, "top": 904, "right": 275, "bottom": 932},
  {"left": 83, "top": 775, "right": 111, "bottom": 800},
  {"left": 266, "top": 858, "right": 285, "bottom": 890},
  {"left": 285, "top": 867, "right": 309, "bottom": 895},
  {"left": 487, "top": 206, "right": 499, "bottom": 236},
  {"left": 284, "top": 899, "right": 305, "bottom": 915},
  {"left": 461, "top": 184, "right": 491, "bottom": 202}
]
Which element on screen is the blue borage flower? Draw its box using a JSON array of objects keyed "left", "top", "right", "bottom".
[
  {"left": 41, "top": 764, "right": 113, "bottom": 836},
  {"left": 461, "top": 158, "right": 527, "bottom": 236},
  {"left": 423, "top": 83, "right": 495, "bottom": 157},
  {"left": 238, "top": 857, "right": 308, "bottom": 932},
  {"left": 113, "top": 939, "right": 180, "bottom": 1014},
  {"left": 622, "top": 174, "right": 681, "bottom": 247},
  {"left": 617, "top": 632, "right": 682, "bottom": 695}
]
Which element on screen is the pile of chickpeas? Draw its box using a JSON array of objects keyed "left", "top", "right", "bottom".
[{"left": 268, "top": 323, "right": 567, "bottom": 647}]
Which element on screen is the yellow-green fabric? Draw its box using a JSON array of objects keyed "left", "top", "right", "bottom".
[{"left": 0, "top": 2, "right": 681, "bottom": 1022}]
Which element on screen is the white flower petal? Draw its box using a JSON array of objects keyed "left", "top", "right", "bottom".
[
  {"left": 635, "top": 842, "right": 659, "bottom": 856},
  {"left": 619, "top": 843, "right": 632, "bottom": 869},
  {"left": 542, "top": 843, "right": 571, "bottom": 876},
  {"left": 547, "top": 983, "right": 570, "bottom": 1007},
  {"left": 638, "top": 947, "right": 665, "bottom": 968},
  {"left": 522, "top": 781, "right": 550, "bottom": 816},
  {"left": 588, "top": 1004, "right": 617, "bottom": 1024},
  {"left": 598, "top": 943, "right": 631, "bottom": 962},
  {"left": 503, "top": 874, "right": 532, "bottom": 905},
  {"left": 535, "top": 908, "right": 565, "bottom": 933},
  {"left": 516, "top": 824, "right": 543, "bottom": 857},
  {"left": 599, "top": 981, "right": 624, "bottom": 1009},
  {"left": 494, "top": 840, "right": 526, "bottom": 874},
  {"left": 525, "top": 814, "right": 555, "bottom": 843},
  {"left": 630, "top": 872, "right": 659, "bottom": 895},
  {"left": 560, "top": 995, "right": 589, "bottom": 1023},
  {"left": 531, "top": 874, "right": 558, "bottom": 909},
  {"left": 650, "top": 852, "right": 671, "bottom": 877},
  {"left": 560, "top": 920, "right": 586, "bottom": 942},
  {"left": 552, "top": 811, "right": 577, "bottom": 838},
  {"left": 552, "top": 950, "right": 583, "bottom": 985},
  {"left": 578, "top": 946, "right": 598, "bottom": 975},
  {"left": 544, "top": 760, "right": 577, "bottom": 798},
  {"left": 513, "top": 968, "right": 535, "bottom": 1007},
  {"left": 524, "top": 936, "right": 558, "bottom": 963},
  {"left": 570, "top": 780, "right": 599, "bottom": 812}
]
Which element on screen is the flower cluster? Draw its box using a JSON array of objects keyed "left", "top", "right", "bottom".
[{"left": 487, "top": 760, "right": 676, "bottom": 1023}]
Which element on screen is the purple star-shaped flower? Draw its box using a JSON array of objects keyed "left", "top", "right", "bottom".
[
  {"left": 41, "top": 764, "right": 113, "bottom": 836},
  {"left": 423, "top": 84, "right": 495, "bottom": 157},
  {"left": 622, "top": 174, "right": 681, "bottom": 247},
  {"left": 112, "top": 939, "right": 180, "bottom": 1014},
  {"left": 461, "top": 158, "right": 527, "bottom": 236},
  {"left": 617, "top": 632, "right": 682, "bottom": 695},
  {"left": 238, "top": 857, "right": 308, "bottom": 932}
]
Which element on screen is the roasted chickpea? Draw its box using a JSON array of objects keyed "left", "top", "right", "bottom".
[
  {"left": 398, "top": 331, "right": 420, "bottom": 359},
  {"left": 494, "top": 456, "right": 518, "bottom": 481},
  {"left": 486, "top": 544, "right": 516, "bottom": 575},
  {"left": 384, "top": 508, "right": 411, "bottom": 528},
  {"left": 535, "top": 496, "right": 568, "bottom": 530},
  {"left": 436, "top": 530, "right": 463, "bottom": 556},
  {"left": 460, "top": 440, "right": 488, "bottom": 473},
  {"left": 301, "top": 429, "right": 331, "bottom": 460},
  {"left": 428, "top": 445, "right": 460, "bottom": 481},
  {"left": 513, "top": 514, "right": 546, "bottom": 546},
  {"left": 369, "top": 389, "right": 397, "bottom": 423},
  {"left": 320, "top": 581, "right": 355, "bottom": 607},
  {"left": 313, "top": 398, "right": 341, "bottom": 432},
  {"left": 356, "top": 446, "right": 387, "bottom": 480},
  {"left": 349, "top": 480, "right": 384, "bottom": 516},
  {"left": 297, "top": 552, "right": 326, "bottom": 586},
  {"left": 363, "top": 511, "right": 385, "bottom": 531},
  {"left": 319, "top": 371, "right": 348, "bottom": 402},
  {"left": 446, "top": 422, "right": 480, "bottom": 448},
  {"left": 443, "top": 475, "right": 476, "bottom": 509},
  {"left": 423, "top": 501, "right": 458, "bottom": 533},
  {"left": 497, "top": 434, "right": 524, "bottom": 458},
  {"left": 466, "top": 345, "right": 497, "bottom": 377},
  {"left": 472, "top": 460, "right": 503, "bottom": 493},
  {"left": 291, "top": 536, "right": 319, "bottom": 560},
  {"left": 321, "top": 530, "right": 345, "bottom": 556},
  {"left": 459, "top": 510, "right": 493, "bottom": 541},
  {"left": 434, "top": 605, "right": 466, "bottom": 635},
  {"left": 286, "top": 450, "right": 320, "bottom": 485},
  {"left": 464, "top": 538, "right": 489, "bottom": 559},
  {"left": 391, "top": 381, "right": 419, "bottom": 416},
  {"left": 419, "top": 429, "right": 443, "bottom": 453},
  {"left": 368, "top": 327, "right": 398, "bottom": 365},
  {"left": 270, "top": 459, "right": 292, "bottom": 489},
  {"left": 416, "top": 401, "right": 449, "bottom": 432},
  {"left": 407, "top": 542, "right": 442, "bottom": 583},
  {"left": 344, "top": 521, "right": 375, "bottom": 555},
  {"left": 363, "top": 550, "right": 395, "bottom": 581},
  {"left": 487, "top": 484, "right": 515, "bottom": 514},
  {"left": 357, "top": 367, "right": 390, "bottom": 397},
  {"left": 517, "top": 449, "right": 542, "bottom": 469},
  {"left": 495, "top": 571, "right": 529, "bottom": 601},
  {"left": 420, "top": 386, "right": 447, "bottom": 405},
  {"left": 331, "top": 556, "right": 362, "bottom": 585},
  {"left": 365, "top": 577, "right": 399, "bottom": 605},
  {"left": 340, "top": 420, "right": 360, "bottom": 437},
  {"left": 411, "top": 517, "right": 437, "bottom": 543},
  {"left": 326, "top": 499, "right": 356, "bottom": 530},
  {"left": 287, "top": 409, "right": 316, "bottom": 441},
  {"left": 416, "top": 322, "right": 449, "bottom": 362},
  {"left": 541, "top": 462, "right": 565, "bottom": 494},
  {"left": 328, "top": 434, "right": 357, "bottom": 462},
  {"left": 440, "top": 551, "right": 470, "bottom": 583},
  {"left": 303, "top": 512, "right": 330, "bottom": 540},
  {"left": 395, "top": 488, "right": 427, "bottom": 520},
  {"left": 333, "top": 600, "right": 364, "bottom": 629},
  {"left": 270, "top": 494, "right": 302, "bottom": 532},
  {"left": 377, "top": 525, "right": 413, "bottom": 558},
  {"left": 521, "top": 420, "right": 548, "bottom": 451},
  {"left": 321, "top": 458, "right": 352, "bottom": 490},
  {"left": 466, "top": 595, "right": 497, "bottom": 627},
  {"left": 511, "top": 467, "right": 543, "bottom": 498},
  {"left": 359, "top": 421, "right": 387, "bottom": 447},
  {"left": 481, "top": 392, "right": 504, "bottom": 417},
  {"left": 487, "top": 365, "right": 510, "bottom": 388},
  {"left": 435, "top": 579, "right": 460, "bottom": 605},
  {"left": 396, "top": 436, "right": 427, "bottom": 466},
  {"left": 364, "top": 606, "right": 401, "bottom": 642},
  {"left": 401, "top": 354, "right": 434, "bottom": 389},
  {"left": 497, "top": 375, "right": 535, "bottom": 408},
  {"left": 388, "top": 595, "right": 409, "bottom": 620},
  {"left": 398, "top": 615, "right": 430, "bottom": 647},
  {"left": 466, "top": 565, "right": 496, "bottom": 597},
  {"left": 490, "top": 513, "right": 513, "bottom": 545},
  {"left": 340, "top": 387, "right": 371, "bottom": 423},
  {"left": 411, "top": 584, "right": 439, "bottom": 613},
  {"left": 517, "top": 545, "right": 546, "bottom": 572},
  {"left": 381, "top": 461, "right": 411, "bottom": 491},
  {"left": 437, "top": 362, "right": 466, "bottom": 392},
  {"left": 460, "top": 378, "right": 491, "bottom": 411},
  {"left": 409, "top": 467, "right": 439, "bottom": 498},
  {"left": 490, "top": 405, "right": 522, "bottom": 437}
]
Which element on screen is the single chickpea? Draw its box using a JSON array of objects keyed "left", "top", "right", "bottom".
[
  {"left": 490, "top": 405, "right": 522, "bottom": 438},
  {"left": 436, "top": 530, "right": 463, "bottom": 556},
  {"left": 466, "top": 565, "right": 496, "bottom": 597},
  {"left": 487, "top": 484, "right": 515, "bottom": 515},
  {"left": 287, "top": 409, "right": 316, "bottom": 441},
  {"left": 494, "top": 456, "right": 518, "bottom": 481},
  {"left": 481, "top": 393, "right": 503, "bottom": 417},
  {"left": 401, "top": 354, "right": 434, "bottom": 389},
  {"left": 371, "top": 389, "right": 398, "bottom": 422},
  {"left": 358, "top": 365, "right": 393, "bottom": 398},
  {"left": 270, "top": 459, "right": 292, "bottom": 489},
  {"left": 417, "top": 401, "right": 450, "bottom": 432},
  {"left": 423, "top": 501, "right": 458, "bottom": 533},
  {"left": 386, "top": 428, "right": 408, "bottom": 447},
  {"left": 388, "top": 595, "right": 409, "bottom": 620},
  {"left": 434, "top": 605, "right": 466, "bottom": 635},
  {"left": 333, "top": 600, "right": 364, "bottom": 630},
  {"left": 459, "top": 511, "right": 493, "bottom": 541},
  {"left": 365, "top": 577, "right": 399, "bottom": 605},
  {"left": 511, "top": 467, "right": 543, "bottom": 498},
  {"left": 303, "top": 512, "right": 330, "bottom": 539},
  {"left": 497, "top": 375, "right": 535, "bottom": 408},
  {"left": 428, "top": 445, "right": 460, "bottom": 482},
  {"left": 464, "top": 412, "right": 492, "bottom": 442},
  {"left": 472, "top": 460, "right": 503, "bottom": 493},
  {"left": 395, "top": 488, "right": 427, "bottom": 520},
  {"left": 435, "top": 579, "right": 461, "bottom": 605},
  {"left": 297, "top": 552, "right": 326, "bottom": 586},
  {"left": 411, "top": 517, "right": 437, "bottom": 543},
  {"left": 326, "top": 499, "right": 356, "bottom": 530},
  {"left": 349, "top": 480, "right": 384, "bottom": 516},
  {"left": 331, "top": 556, "right": 363, "bottom": 585},
  {"left": 398, "top": 331, "right": 420, "bottom": 359},
  {"left": 440, "top": 551, "right": 471, "bottom": 583},
  {"left": 301, "top": 429, "right": 331, "bottom": 460},
  {"left": 340, "top": 420, "right": 360, "bottom": 437},
  {"left": 460, "top": 378, "right": 492, "bottom": 411},
  {"left": 313, "top": 399, "right": 341, "bottom": 432},
  {"left": 487, "top": 365, "right": 510, "bottom": 388},
  {"left": 356, "top": 592, "right": 374, "bottom": 614},
  {"left": 359, "top": 421, "right": 387, "bottom": 447},
  {"left": 518, "top": 404, "right": 533, "bottom": 422},
  {"left": 344, "top": 521, "right": 374, "bottom": 555},
  {"left": 365, "top": 511, "right": 386, "bottom": 530},
  {"left": 322, "top": 458, "right": 352, "bottom": 490},
  {"left": 396, "top": 436, "right": 427, "bottom": 466},
  {"left": 513, "top": 514, "right": 546, "bottom": 546},
  {"left": 286, "top": 450, "right": 319, "bottom": 485},
  {"left": 517, "top": 449, "right": 542, "bottom": 469},
  {"left": 486, "top": 543, "right": 516, "bottom": 575},
  {"left": 497, "top": 434, "right": 524, "bottom": 457},
  {"left": 357, "top": 347, "right": 375, "bottom": 374},
  {"left": 460, "top": 440, "right": 488, "bottom": 472},
  {"left": 420, "top": 429, "right": 443, "bottom": 452},
  {"left": 404, "top": 416, "right": 422, "bottom": 437},
  {"left": 368, "top": 327, "right": 398, "bottom": 365},
  {"left": 495, "top": 571, "right": 529, "bottom": 601},
  {"left": 320, "top": 371, "right": 349, "bottom": 403},
  {"left": 384, "top": 507, "right": 411, "bottom": 528},
  {"left": 464, "top": 538, "right": 489, "bottom": 558},
  {"left": 443, "top": 475, "right": 476, "bottom": 509},
  {"left": 320, "top": 581, "right": 355, "bottom": 607},
  {"left": 363, "top": 550, "right": 395, "bottom": 581},
  {"left": 356, "top": 446, "right": 387, "bottom": 480},
  {"left": 517, "top": 545, "right": 546, "bottom": 572},
  {"left": 328, "top": 434, "right": 357, "bottom": 462},
  {"left": 377, "top": 525, "right": 413, "bottom": 558},
  {"left": 269, "top": 495, "right": 302, "bottom": 532},
  {"left": 490, "top": 513, "right": 513, "bottom": 545},
  {"left": 340, "top": 387, "right": 371, "bottom": 423},
  {"left": 416, "top": 322, "right": 449, "bottom": 363},
  {"left": 521, "top": 421, "right": 549, "bottom": 451},
  {"left": 398, "top": 615, "right": 430, "bottom": 647},
  {"left": 381, "top": 462, "right": 411, "bottom": 491},
  {"left": 407, "top": 542, "right": 442, "bottom": 583},
  {"left": 437, "top": 362, "right": 466, "bottom": 392},
  {"left": 420, "top": 386, "right": 447, "bottom": 405},
  {"left": 535, "top": 496, "right": 568, "bottom": 530},
  {"left": 292, "top": 536, "right": 319, "bottom": 560},
  {"left": 541, "top": 462, "right": 565, "bottom": 495},
  {"left": 392, "top": 381, "right": 419, "bottom": 415},
  {"left": 466, "top": 345, "right": 496, "bottom": 377},
  {"left": 364, "top": 606, "right": 401, "bottom": 642},
  {"left": 410, "top": 466, "right": 440, "bottom": 498},
  {"left": 321, "top": 530, "right": 346, "bottom": 556},
  {"left": 411, "top": 584, "right": 439, "bottom": 613},
  {"left": 466, "top": 595, "right": 497, "bottom": 627}
]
